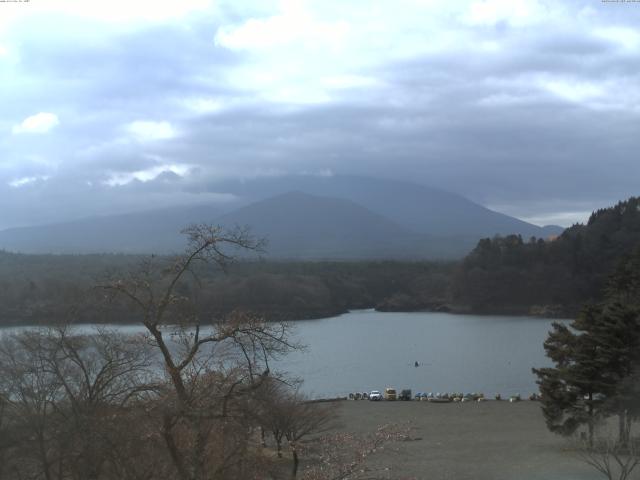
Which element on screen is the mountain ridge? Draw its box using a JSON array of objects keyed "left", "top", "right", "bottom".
[
  {"left": 0, "top": 175, "right": 563, "bottom": 258},
  {"left": 208, "top": 175, "right": 563, "bottom": 237},
  {"left": 214, "top": 191, "right": 446, "bottom": 259}
]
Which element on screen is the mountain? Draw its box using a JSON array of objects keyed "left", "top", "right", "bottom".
[
  {"left": 214, "top": 191, "right": 465, "bottom": 259},
  {"left": 0, "top": 175, "right": 563, "bottom": 258},
  {"left": 209, "top": 175, "right": 564, "bottom": 238},
  {"left": 0, "top": 191, "right": 470, "bottom": 258},
  {"left": 0, "top": 204, "right": 232, "bottom": 254}
]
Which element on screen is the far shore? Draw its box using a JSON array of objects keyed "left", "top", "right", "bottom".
[{"left": 0, "top": 305, "right": 574, "bottom": 330}]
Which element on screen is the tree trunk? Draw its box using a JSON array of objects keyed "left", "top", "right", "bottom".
[
  {"left": 193, "top": 418, "right": 208, "bottom": 480},
  {"left": 37, "top": 427, "right": 53, "bottom": 480},
  {"left": 162, "top": 413, "right": 190, "bottom": 480},
  {"left": 291, "top": 447, "right": 299, "bottom": 480},
  {"left": 619, "top": 411, "right": 628, "bottom": 446},
  {"left": 588, "top": 396, "right": 594, "bottom": 447}
]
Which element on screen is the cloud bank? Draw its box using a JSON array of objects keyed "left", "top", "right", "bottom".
[{"left": 1, "top": 0, "right": 639, "bottom": 229}]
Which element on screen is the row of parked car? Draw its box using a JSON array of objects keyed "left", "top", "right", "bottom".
[
  {"left": 350, "top": 390, "right": 540, "bottom": 402},
  {"left": 347, "top": 388, "right": 411, "bottom": 401}
]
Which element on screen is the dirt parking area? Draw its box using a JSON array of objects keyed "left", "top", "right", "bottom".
[{"left": 331, "top": 400, "right": 603, "bottom": 480}]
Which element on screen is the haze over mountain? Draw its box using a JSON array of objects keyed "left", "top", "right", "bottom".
[
  {"left": 210, "top": 175, "right": 563, "bottom": 238},
  {"left": 0, "top": 176, "right": 562, "bottom": 258},
  {"left": 0, "top": 204, "right": 229, "bottom": 255},
  {"left": 214, "top": 191, "right": 451, "bottom": 259}
]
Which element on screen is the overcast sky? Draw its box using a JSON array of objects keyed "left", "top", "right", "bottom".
[{"left": 1, "top": 0, "right": 639, "bottom": 230}]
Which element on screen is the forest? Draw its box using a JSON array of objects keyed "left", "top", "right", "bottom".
[
  {"left": 0, "top": 196, "right": 639, "bottom": 327},
  {"left": 0, "top": 252, "right": 453, "bottom": 326},
  {"left": 451, "top": 196, "right": 640, "bottom": 316}
]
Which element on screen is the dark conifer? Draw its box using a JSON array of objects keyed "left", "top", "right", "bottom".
[
  {"left": 534, "top": 309, "right": 617, "bottom": 445},
  {"left": 534, "top": 247, "right": 640, "bottom": 445}
]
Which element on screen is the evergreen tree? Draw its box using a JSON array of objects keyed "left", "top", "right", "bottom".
[
  {"left": 601, "top": 249, "right": 640, "bottom": 445},
  {"left": 534, "top": 246, "right": 640, "bottom": 445},
  {"left": 534, "top": 309, "right": 617, "bottom": 444}
]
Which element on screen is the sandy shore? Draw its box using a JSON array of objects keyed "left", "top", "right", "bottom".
[{"left": 331, "top": 400, "right": 601, "bottom": 480}]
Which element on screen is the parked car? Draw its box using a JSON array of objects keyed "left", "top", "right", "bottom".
[
  {"left": 384, "top": 387, "right": 397, "bottom": 401},
  {"left": 399, "top": 389, "right": 412, "bottom": 401},
  {"left": 369, "top": 390, "right": 382, "bottom": 401}
]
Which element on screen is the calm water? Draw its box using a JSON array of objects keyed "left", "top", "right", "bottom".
[
  {"left": 1, "top": 310, "right": 564, "bottom": 399},
  {"left": 280, "top": 309, "right": 564, "bottom": 399}
]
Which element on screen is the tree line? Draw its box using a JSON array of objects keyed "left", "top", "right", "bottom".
[
  {"left": 1, "top": 196, "right": 639, "bottom": 327},
  {"left": 0, "top": 251, "right": 453, "bottom": 326},
  {"left": 451, "top": 196, "right": 640, "bottom": 316}
]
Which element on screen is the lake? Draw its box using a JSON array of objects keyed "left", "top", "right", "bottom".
[
  {"left": 1, "top": 310, "right": 564, "bottom": 399},
  {"left": 281, "top": 309, "right": 563, "bottom": 399}
]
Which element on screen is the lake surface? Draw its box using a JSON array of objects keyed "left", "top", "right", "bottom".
[
  {"left": 280, "top": 310, "right": 563, "bottom": 398},
  {"left": 1, "top": 310, "right": 564, "bottom": 399}
]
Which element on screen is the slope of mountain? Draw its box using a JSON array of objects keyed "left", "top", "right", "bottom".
[
  {"left": 211, "top": 175, "right": 564, "bottom": 238},
  {"left": 214, "top": 191, "right": 467, "bottom": 259},
  {"left": 0, "top": 204, "right": 232, "bottom": 254},
  {"left": 0, "top": 175, "right": 563, "bottom": 257}
]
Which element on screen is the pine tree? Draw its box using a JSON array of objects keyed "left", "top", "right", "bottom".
[
  {"left": 534, "top": 247, "right": 640, "bottom": 445},
  {"left": 534, "top": 310, "right": 617, "bottom": 445}
]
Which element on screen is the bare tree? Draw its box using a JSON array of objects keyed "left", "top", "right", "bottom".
[
  {"left": 42, "top": 327, "right": 156, "bottom": 480},
  {"left": 282, "top": 395, "right": 335, "bottom": 479},
  {"left": 253, "top": 378, "right": 291, "bottom": 459},
  {"left": 0, "top": 328, "right": 155, "bottom": 480},
  {"left": 0, "top": 330, "right": 67, "bottom": 480},
  {"left": 0, "top": 388, "right": 9, "bottom": 479},
  {"left": 251, "top": 380, "right": 336, "bottom": 478},
  {"left": 576, "top": 436, "right": 640, "bottom": 480},
  {"left": 100, "top": 224, "right": 299, "bottom": 480}
]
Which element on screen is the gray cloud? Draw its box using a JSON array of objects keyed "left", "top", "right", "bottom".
[{"left": 1, "top": 1, "right": 639, "bottom": 229}]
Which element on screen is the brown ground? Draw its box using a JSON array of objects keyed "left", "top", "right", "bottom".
[{"left": 331, "top": 400, "right": 603, "bottom": 480}]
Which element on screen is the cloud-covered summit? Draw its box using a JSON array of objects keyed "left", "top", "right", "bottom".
[{"left": 1, "top": 0, "right": 639, "bottom": 230}]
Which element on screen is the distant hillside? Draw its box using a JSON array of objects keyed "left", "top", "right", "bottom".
[
  {"left": 211, "top": 175, "right": 564, "bottom": 238},
  {"left": 215, "top": 191, "right": 468, "bottom": 259},
  {"left": 0, "top": 175, "right": 562, "bottom": 258},
  {"left": 0, "top": 204, "right": 232, "bottom": 254},
  {"left": 451, "top": 196, "right": 640, "bottom": 315}
]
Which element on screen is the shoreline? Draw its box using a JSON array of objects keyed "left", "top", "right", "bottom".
[{"left": 0, "top": 305, "right": 572, "bottom": 329}]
